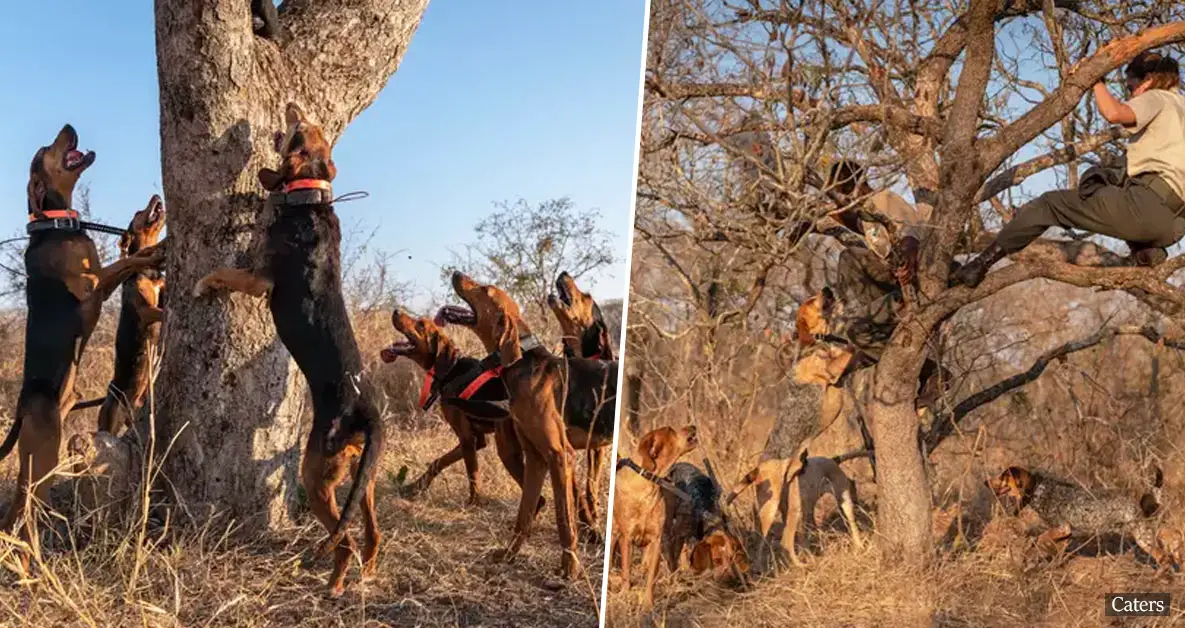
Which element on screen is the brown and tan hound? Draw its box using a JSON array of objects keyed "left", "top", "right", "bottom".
[
  {"left": 0, "top": 125, "right": 167, "bottom": 570},
  {"left": 382, "top": 310, "right": 541, "bottom": 511},
  {"left": 610, "top": 426, "right": 698, "bottom": 607},
  {"left": 439, "top": 272, "right": 617, "bottom": 579},
  {"left": 193, "top": 104, "right": 382, "bottom": 597},
  {"left": 92, "top": 195, "right": 167, "bottom": 435}
]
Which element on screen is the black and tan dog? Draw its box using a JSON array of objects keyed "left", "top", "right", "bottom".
[
  {"left": 547, "top": 271, "right": 615, "bottom": 537},
  {"left": 0, "top": 125, "right": 167, "bottom": 566},
  {"left": 382, "top": 310, "right": 543, "bottom": 511},
  {"left": 193, "top": 103, "right": 383, "bottom": 597},
  {"left": 663, "top": 461, "right": 749, "bottom": 583},
  {"left": 87, "top": 195, "right": 167, "bottom": 435},
  {"left": 439, "top": 272, "right": 617, "bottom": 578},
  {"left": 987, "top": 465, "right": 1175, "bottom": 570}
]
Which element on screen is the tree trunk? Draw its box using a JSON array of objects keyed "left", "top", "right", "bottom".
[{"left": 153, "top": 0, "right": 428, "bottom": 527}]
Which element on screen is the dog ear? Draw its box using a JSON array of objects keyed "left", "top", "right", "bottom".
[
  {"left": 636, "top": 430, "right": 662, "bottom": 472},
  {"left": 690, "top": 542, "right": 712, "bottom": 574},
  {"left": 495, "top": 311, "right": 522, "bottom": 368},
  {"left": 118, "top": 231, "right": 133, "bottom": 258},
  {"left": 26, "top": 178, "right": 45, "bottom": 213},
  {"left": 258, "top": 168, "right": 284, "bottom": 191},
  {"left": 795, "top": 299, "right": 817, "bottom": 346}
]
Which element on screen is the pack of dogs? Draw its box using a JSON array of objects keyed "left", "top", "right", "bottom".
[
  {"left": 606, "top": 277, "right": 1183, "bottom": 609},
  {"left": 0, "top": 105, "right": 622, "bottom": 597},
  {"left": 3, "top": 111, "right": 1182, "bottom": 606}
]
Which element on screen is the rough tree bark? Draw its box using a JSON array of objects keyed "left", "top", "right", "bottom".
[{"left": 154, "top": 0, "right": 428, "bottom": 527}]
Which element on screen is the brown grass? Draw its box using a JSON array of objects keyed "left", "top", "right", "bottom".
[
  {"left": 613, "top": 306, "right": 1185, "bottom": 627},
  {"left": 0, "top": 307, "right": 608, "bottom": 628}
]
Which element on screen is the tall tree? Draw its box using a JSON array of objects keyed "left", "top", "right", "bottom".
[
  {"left": 638, "top": 0, "right": 1185, "bottom": 564},
  {"left": 154, "top": 0, "right": 429, "bottom": 527}
]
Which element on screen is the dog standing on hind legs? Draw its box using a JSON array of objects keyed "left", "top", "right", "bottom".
[
  {"left": 193, "top": 103, "right": 383, "bottom": 597},
  {"left": 92, "top": 195, "right": 167, "bottom": 435},
  {"left": 0, "top": 125, "right": 167, "bottom": 571}
]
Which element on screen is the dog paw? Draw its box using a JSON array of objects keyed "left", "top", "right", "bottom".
[
  {"left": 192, "top": 277, "right": 213, "bottom": 298},
  {"left": 559, "top": 550, "right": 582, "bottom": 580}
]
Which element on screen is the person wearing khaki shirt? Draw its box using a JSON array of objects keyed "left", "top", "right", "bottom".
[{"left": 954, "top": 50, "right": 1185, "bottom": 288}]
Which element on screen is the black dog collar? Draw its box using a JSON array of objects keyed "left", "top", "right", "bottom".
[{"left": 269, "top": 179, "right": 333, "bottom": 206}]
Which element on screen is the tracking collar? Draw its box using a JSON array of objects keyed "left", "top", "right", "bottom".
[
  {"left": 270, "top": 179, "right": 333, "bottom": 206},
  {"left": 27, "top": 209, "right": 81, "bottom": 234},
  {"left": 616, "top": 458, "right": 692, "bottom": 501}
]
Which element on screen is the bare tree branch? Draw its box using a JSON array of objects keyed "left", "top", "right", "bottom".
[
  {"left": 976, "top": 126, "right": 1127, "bottom": 202},
  {"left": 923, "top": 324, "right": 1185, "bottom": 452},
  {"left": 981, "top": 22, "right": 1185, "bottom": 176}
]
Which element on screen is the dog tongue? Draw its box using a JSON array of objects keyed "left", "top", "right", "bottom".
[
  {"left": 433, "top": 311, "right": 448, "bottom": 327},
  {"left": 379, "top": 345, "right": 400, "bottom": 363}
]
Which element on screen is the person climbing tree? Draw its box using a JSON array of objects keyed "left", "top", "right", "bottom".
[
  {"left": 953, "top": 50, "right": 1185, "bottom": 288},
  {"left": 826, "top": 160, "right": 929, "bottom": 356}
]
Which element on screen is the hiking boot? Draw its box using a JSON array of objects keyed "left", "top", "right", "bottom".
[
  {"left": 1130, "top": 244, "right": 1167, "bottom": 267},
  {"left": 950, "top": 242, "right": 1007, "bottom": 288}
]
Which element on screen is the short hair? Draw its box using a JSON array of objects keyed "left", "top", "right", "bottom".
[{"left": 1126, "top": 51, "right": 1180, "bottom": 91}]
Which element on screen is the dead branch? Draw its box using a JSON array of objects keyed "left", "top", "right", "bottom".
[{"left": 922, "top": 324, "right": 1185, "bottom": 452}]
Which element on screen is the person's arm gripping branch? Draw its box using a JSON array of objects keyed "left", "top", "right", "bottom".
[{"left": 1094, "top": 79, "right": 1161, "bottom": 131}]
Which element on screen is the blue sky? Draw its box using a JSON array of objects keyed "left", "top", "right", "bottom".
[{"left": 0, "top": 1, "right": 645, "bottom": 308}]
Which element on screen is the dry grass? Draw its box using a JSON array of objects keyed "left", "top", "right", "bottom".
[
  {"left": 611, "top": 325, "right": 1185, "bottom": 627},
  {"left": 0, "top": 423, "right": 605, "bottom": 628},
  {"left": 607, "top": 526, "right": 1185, "bottom": 627},
  {"left": 0, "top": 307, "right": 608, "bottom": 628}
]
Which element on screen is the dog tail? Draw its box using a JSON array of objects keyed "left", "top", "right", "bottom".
[
  {"left": 327, "top": 412, "right": 383, "bottom": 547},
  {"left": 69, "top": 397, "right": 107, "bottom": 412},
  {"left": 724, "top": 466, "right": 761, "bottom": 506}
]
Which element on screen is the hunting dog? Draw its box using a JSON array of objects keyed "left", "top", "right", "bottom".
[
  {"left": 382, "top": 310, "right": 541, "bottom": 510},
  {"left": 611, "top": 426, "right": 698, "bottom": 607},
  {"left": 726, "top": 453, "right": 862, "bottom": 567},
  {"left": 0, "top": 125, "right": 167, "bottom": 566},
  {"left": 662, "top": 461, "right": 749, "bottom": 582},
  {"left": 987, "top": 465, "right": 1176, "bottom": 571},
  {"left": 91, "top": 195, "right": 167, "bottom": 435},
  {"left": 547, "top": 271, "right": 615, "bottom": 537},
  {"left": 193, "top": 103, "right": 382, "bottom": 597},
  {"left": 439, "top": 272, "right": 617, "bottom": 579}
]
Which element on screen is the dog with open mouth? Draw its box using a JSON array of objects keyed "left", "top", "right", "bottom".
[
  {"left": 0, "top": 125, "right": 167, "bottom": 570},
  {"left": 382, "top": 310, "right": 542, "bottom": 511},
  {"left": 93, "top": 195, "right": 167, "bottom": 435},
  {"left": 436, "top": 272, "right": 618, "bottom": 579},
  {"left": 987, "top": 465, "right": 1175, "bottom": 570},
  {"left": 546, "top": 271, "right": 616, "bottom": 538}
]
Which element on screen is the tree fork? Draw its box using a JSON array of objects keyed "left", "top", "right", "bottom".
[{"left": 153, "top": 0, "right": 429, "bottom": 528}]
